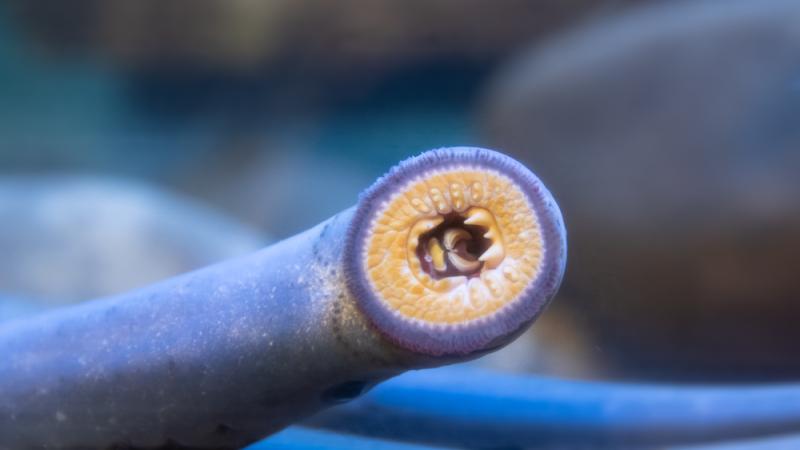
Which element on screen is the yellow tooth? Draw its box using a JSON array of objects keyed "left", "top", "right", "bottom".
[
  {"left": 464, "top": 207, "right": 505, "bottom": 269},
  {"left": 467, "top": 278, "right": 488, "bottom": 309},
  {"left": 447, "top": 252, "right": 481, "bottom": 273},
  {"left": 478, "top": 243, "right": 505, "bottom": 270},
  {"left": 443, "top": 228, "right": 471, "bottom": 251},
  {"left": 469, "top": 181, "right": 484, "bottom": 204},
  {"left": 429, "top": 188, "right": 451, "bottom": 214},
  {"left": 428, "top": 238, "right": 447, "bottom": 272},
  {"left": 451, "top": 288, "right": 468, "bottom": 309},
  {"left": 406, "top": 216, "right": 445, "bottom": 286},
  {"left": 463, "top": 208, "right": 493, "bottom": 227},
  {"left": 410, "top": 197, "right": 431, "bottom": 214},
  {"left": 481, "top": 272, "right": 505, "bottom": 298},
  {"left": 449, "top": 183, "right": 467, "bottom": 212},
  {"left": 412, "top": 216, "right": 443, "bottom": 233},
  {"left": 503, "top": 266, "right": 519, "bottom": 282}
]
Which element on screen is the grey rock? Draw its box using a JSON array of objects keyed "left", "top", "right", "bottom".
[
  {"left": 0, "top": 176, "right": 267, "bottom": 305},
  {"left": 484, "top": 0, "right": 800, "bottom": 380}
]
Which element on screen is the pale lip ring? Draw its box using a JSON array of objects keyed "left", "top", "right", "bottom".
[{"left": 345, "top": 147, "right": 567, "bottom": 357}]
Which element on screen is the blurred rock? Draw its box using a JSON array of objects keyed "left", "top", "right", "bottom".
[
  {"left": 476, "top": 303, "right": 607, "bottom": 379},
  {"left": 0, "top": 176, "right": 267, "bottom": 305},
  {"left": 180, "top": 142, "right": 374, "bottom": 238},
  {"left": 484, "top": 0, "right": 800, "bottom": 380}
]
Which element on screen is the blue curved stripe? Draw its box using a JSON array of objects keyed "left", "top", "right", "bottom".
[
  {"left": 307, "top": 367, "right": 800, "bottom": 447},
  {"left": 247, "top": 427, "right": 443, "bottom": 450}
]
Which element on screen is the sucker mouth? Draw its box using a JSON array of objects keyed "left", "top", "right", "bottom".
[
  {"left": 348, "top": 147, "right": 565, "bottom": 355},
  {"left": 362, "top": 162, "right": 545, "bottom": 325}
]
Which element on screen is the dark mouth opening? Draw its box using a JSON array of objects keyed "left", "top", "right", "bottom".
[{"left": 415, "top": 212, "right": 491, "bottom": 279}]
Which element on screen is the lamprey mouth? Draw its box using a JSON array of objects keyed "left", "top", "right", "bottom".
[
  {"left": 366, "top": 167, "right": 543, "bottom": 325},
  {"left": 415, "top": 211, "right": 494, "bottom": 280},
  {"left": 346, "top": 147, "right": 566, "bottom": 355}
]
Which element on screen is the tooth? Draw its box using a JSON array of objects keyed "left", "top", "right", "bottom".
[
  {"left": 463, "top": 208, "right": 492, "bottom": 227},
  {"left": 410, "top": 217, "right": 443, "bottom": 235},
  {"left": 407, "top": 217, "right": 444, "bottom": 276},
  {"left": 449, "top": 183, "right": 466, "bottom": 211},
  {"left": 467, "top": 278, "right": 487, "bottom": 309},
  {"left": 443, "top": 228, "right": 470, "bottom": 251},
  {"left": 463, "top": 207, "right": 506, "bottom": 269},
  {"left": 448, "top": 252, "right": 481, "bottom": 273},
  {"left": 503, "top": 266, "right": 519, "bottom": 282},
  {"left": 427, "top": 238, "right": 447, "bottom": 272},
  {"left": 429, "top": 188, "right": 451, "bottom": 213},
  {"left": 478, "top": 243, "right": 505, "bottom": 269},
  {"left": 481, "top": 272, "right": 504, "bottom": 298},
  {"left": 469, "top": 182, "right": 484, "bottom": 203},
  {"left": 410, "top": 197, "right": 431, "bottom": 214}
]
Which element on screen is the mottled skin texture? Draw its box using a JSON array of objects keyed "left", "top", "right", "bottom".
[
  {"left": 0, "top": 148, "right": 566, "bottom": 449},
  {"left": 0, "top": 210, "right": 413, "bottom": 449}
]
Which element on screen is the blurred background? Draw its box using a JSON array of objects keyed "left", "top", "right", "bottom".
[{"left": 2, "top": 0, "right": 800, "bottom": 385}]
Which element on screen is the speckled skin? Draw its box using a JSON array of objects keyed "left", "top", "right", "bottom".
[
  {"left": 0, "top": 148, "right": 565, "bottom": 449},
  {"left": 0, "top": 209, "right": 420, "bottom": 449}
]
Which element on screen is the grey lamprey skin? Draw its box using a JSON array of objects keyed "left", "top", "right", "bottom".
[
  {"left": 0, "top": 147, "right": 566, "bottom": 449},
  {"left": 0, "top": 209, "right": 411, "bottom": 449}
]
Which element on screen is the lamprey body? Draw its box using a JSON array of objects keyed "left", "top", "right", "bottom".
[
  {"left": 0, "top": 148, "right": 566, "bottom": 449},
  {"left": 308, "top": 367, "right": 800, "bottom": 448}
]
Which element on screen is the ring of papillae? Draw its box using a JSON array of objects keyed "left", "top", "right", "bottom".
[{"left": 363, "top": 168, "right": 543, "bottom": 325}]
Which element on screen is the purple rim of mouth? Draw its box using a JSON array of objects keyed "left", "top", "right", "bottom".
[{"left": 344, "top": 147, "right": 567, "bottom": 357}]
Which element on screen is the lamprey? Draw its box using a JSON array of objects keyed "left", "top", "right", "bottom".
[{"left": 0, "top": 147, "right": 566, "bottom": 449}]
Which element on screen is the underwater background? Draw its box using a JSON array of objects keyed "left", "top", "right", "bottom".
[{"left": 2, "top": 3, "right": 800, "bottom": 447}]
